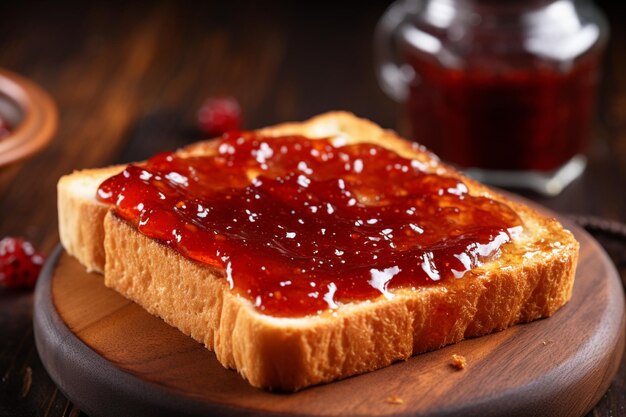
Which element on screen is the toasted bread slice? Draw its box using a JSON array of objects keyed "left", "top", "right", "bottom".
[{"left": 57, "top": 112, "right": 579, "bottom": 390}]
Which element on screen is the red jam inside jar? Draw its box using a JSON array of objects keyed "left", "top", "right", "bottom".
[
  {"left": 406, "top": 52, "right": 601, "bottom": 171},
  {"left": 97, "top": 133, "right": 522, "bottom": 317}
]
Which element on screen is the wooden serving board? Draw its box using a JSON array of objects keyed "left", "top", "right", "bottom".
[{"left": 34, "top": 217, "right": 624, "bottom": 417}]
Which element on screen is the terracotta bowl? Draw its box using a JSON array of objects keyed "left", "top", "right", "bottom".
[{"left": 0, "top": 68, "right": 57, "bottom": 169}]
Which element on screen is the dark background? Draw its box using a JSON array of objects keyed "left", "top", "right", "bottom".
[{"left": 0, "top": 1, "right": 624, "bottom": 416}]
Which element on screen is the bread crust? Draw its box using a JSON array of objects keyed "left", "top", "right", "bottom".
[
  {"left": 58, "top": 166, "right": 125, "bottom": 272},
  {"left": 58, "top": 111, "right": 579, "bottom": 390}
]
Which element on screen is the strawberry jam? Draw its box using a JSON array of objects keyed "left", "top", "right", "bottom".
[{"left": 97, "top": 133, "right": 522, "bottom": 317}]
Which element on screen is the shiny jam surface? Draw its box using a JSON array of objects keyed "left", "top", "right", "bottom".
[{"left": 97, "top": 133, "right": 522, "bottom": 317}]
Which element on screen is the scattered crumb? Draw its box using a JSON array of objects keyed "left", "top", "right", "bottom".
[
  {"left": 542, "top": 339, "right": 554, "bottom": 346},
  {"left": 385, "top": 395, "right": 404, "bottom": 404},
  {"left": 18, "top": 367, "right": 32, "bottom": 399},
  {"left": 450, "top": 354, "right": 467, "bottom": 370}
]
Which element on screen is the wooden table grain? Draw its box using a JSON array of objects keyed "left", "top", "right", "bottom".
[{"left": 0, "top": 1, "right": 624, "bottom": 416}]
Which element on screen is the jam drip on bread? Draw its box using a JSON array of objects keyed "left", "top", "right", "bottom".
[{"left": 97, "top": 133, "right": 522, "bottom": 317}]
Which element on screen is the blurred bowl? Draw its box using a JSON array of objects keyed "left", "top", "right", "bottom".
[{"left": 0, "top": 68, "right": 57, "bottom": 169}]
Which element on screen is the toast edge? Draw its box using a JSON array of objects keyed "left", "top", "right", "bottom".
[{"left": 57, "top": 166, "right": 125, "bottom": 273}]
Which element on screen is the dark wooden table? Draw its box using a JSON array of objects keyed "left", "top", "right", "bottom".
[{"left": 0, "top": 1, "right": 624, "bottom": 416}]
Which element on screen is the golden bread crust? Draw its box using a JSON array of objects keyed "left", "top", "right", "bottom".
[{"left": 58, "top": 166, "right": 125, "bottom": 272}]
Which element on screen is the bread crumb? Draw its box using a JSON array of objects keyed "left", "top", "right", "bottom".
[
  {"left": 386, "top": 395, "right": 404, "bottom": 404},
  {"left": 450, "top": 354, "right": 467, "bottom": 370},
  {"left": 542, "top": 339, "right": 554, "bottom": 346}
]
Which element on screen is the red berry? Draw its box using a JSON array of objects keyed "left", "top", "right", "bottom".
[
  {"left": 0, "top": 237, "right": 45, "bottom": 289},
  {"left": 197, "top": 96, "right": 242, "bottom": 136}
]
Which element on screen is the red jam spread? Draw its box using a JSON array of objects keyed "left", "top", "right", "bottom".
[{"left": 97, "top": 133, "right": 522, "bottom": 317}]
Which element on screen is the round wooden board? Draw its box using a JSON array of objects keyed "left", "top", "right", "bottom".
[{"left": 34, "top": 217, "right": 624, "bottom": 417}]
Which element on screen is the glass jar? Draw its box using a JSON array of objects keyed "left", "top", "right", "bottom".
[{"left": 375, "top": 0, "right": 608, "bottom": 195}]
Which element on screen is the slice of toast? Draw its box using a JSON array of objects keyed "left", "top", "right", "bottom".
[{"left": 57, "top": 112, "right": 579, "bottom": 390}]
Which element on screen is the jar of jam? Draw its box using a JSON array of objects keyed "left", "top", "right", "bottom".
[{"left": 375, "top": 0, "right": 608, "bottom": 195}]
